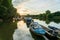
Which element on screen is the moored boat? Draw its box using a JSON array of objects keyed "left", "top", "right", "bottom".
[
  {"left": 47, "top": 26, "right": 60, "bottom": 39},
  {"left": 24, "top": 17, "right": 33, "bottom": 27},
  {"left": 29, "top": 22, "right": 46, "bottom": 36}
]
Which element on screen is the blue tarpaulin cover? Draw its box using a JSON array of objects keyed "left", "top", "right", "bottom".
[{"left": 33, "top": 28, "right": 46, "bottom": 35}]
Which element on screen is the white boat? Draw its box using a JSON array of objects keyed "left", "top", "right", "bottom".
[
  {"left": 29, "top": 22, "right": 46, "bottom": 36},
  {"left": 48, "top": 26, "right": 60, "bottom": 39}
]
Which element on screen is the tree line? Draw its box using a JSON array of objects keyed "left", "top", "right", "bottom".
[{"left": 25, "top": 10, "right": 60, "bottom": 24}]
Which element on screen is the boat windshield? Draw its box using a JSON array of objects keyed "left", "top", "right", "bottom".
[
  {"left": 30, "top": 22, "right": 42, "bottom": 29},
  {"left": 34, "top": 24, "right": 42, "bottom": 29}
]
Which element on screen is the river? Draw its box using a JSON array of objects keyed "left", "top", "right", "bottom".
[
  {"left": 13, "top": 20, "right": 34, "bottom": 40},
  {"left": 13, "top": 19, "right": 60, "bottom": 40},
  {"left": 33, "top": 19, "right": 60, "bottom": 29}
]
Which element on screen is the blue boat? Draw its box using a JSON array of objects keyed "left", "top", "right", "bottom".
[{"left": 29, "top": 22, "right": 46, "bottom": 35}]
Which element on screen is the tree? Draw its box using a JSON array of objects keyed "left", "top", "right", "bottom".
[
  {"left": 46, "top": 10, "right": 51, "bottom": 14},
  {"left": 0, "top": 0, "right": 17, "bottom": 22}
]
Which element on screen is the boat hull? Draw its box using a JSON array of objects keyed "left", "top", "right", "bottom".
[{"left": 29, "top": 29, "right": 45, "bottom": 36}]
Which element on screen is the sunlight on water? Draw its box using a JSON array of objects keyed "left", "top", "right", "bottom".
[{"left": 13, "top": 20, "right": 34, "bottom": 40}]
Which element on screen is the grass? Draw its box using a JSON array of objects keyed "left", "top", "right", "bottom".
[{"left": 0, "top": 22, "right": 17, "bottom": 40}]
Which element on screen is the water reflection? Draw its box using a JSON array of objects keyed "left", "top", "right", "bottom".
[
  {"left": 13, "top": 19, "right": 60, "bottom": 40},
  {"left": 34, "top": 19, "right": 60, "bottom": 29},
  {"left": 13, "top": 20, "right": 34, "bottom": 40},
  {"left": 48, "top": 22, "right": 60, "bottom": 29}
]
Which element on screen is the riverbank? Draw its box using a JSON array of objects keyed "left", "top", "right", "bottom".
[{"left": 0, "top": 22, "right": 17, "bottom": 40}]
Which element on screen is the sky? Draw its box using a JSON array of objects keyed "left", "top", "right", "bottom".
[{"left": 12, "top": 0, "right": 60, "bottom": 15}]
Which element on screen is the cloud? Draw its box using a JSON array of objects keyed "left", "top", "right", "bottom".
[
  {"left": 12, "top": 0, "right": 30, "bottom": 7},
  {"left": 13, "top": 0, "right": 60, "bottom": 15}
]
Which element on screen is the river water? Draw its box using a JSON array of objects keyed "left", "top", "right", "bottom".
[
  {"left": 13, "top": 19, "right": 60, "bottom": 40},
  {"left": 33, "top": 19, "right": 60, "bottom": 29},
  {"left": 13, "top": 20, "right": 34, "bottom": 40}
]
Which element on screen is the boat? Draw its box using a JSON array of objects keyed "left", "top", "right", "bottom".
[
  {"left": 24, "top": 17, "right": 33, "bottom": 27},
  {"left": 29, "top": 22, "right": 46, "bottom": 36},
  {"left": 48, "top": 26, "right": 59, "bottom": 30},
  {"left": 47, "top": 26, "right": 60, "bottom": 39}
]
